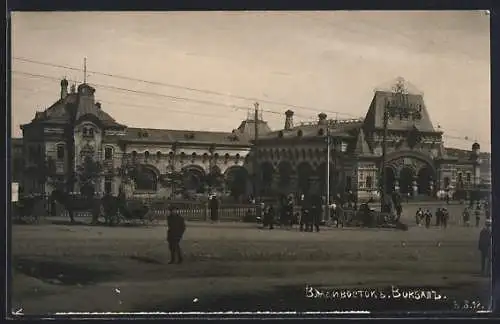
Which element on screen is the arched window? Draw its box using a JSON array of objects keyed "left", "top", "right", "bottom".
[
  {"left": 224, "top": 153, "right": 230, "bottom": 164},
  {"left": 366, "top": 176, "right": 373, "bottom": 189},
  {"left": 131, "top": 151, "right": 138, "bottom": 161},
  {"left": 144, "top": 151, "right": 150, "bottom": 161},
  {"left": 156, "top": 151, "right": 162, "bottom": 160},
  {"left": 180, "top": 152, "right": 186, "bottom": 162},
  {"left": 297, "top": 130, "right": 303, "bottom": 137},
  {"left": 104, "top": 176, "right": 113, "bottom": 194},
  {"left": 104, "top": 146, "right": 113, "bottom": 160},
  {"left": 214, "top": 153, "right": 219, "bottom": 162},
  {"left": 133, "top": 167, "right": 157, "bottom": 191},
  {"left": 202, "top": 153, "right": 209, "bottom": 163},
  {"left": 191, "top": 152, "right": 197, "bottom": 161},
  {"left": 56, "top": 144, "right": 65, "bottom": 160}
]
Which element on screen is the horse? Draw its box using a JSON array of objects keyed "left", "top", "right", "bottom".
[
  {"left": 12, "top": 194, "right": 45, "bottom": 224},
  {"left": 50, "top": 189, "right": 101, "bottom": 224}
]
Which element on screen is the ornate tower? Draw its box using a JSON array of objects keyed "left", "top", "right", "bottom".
[{"left": 284, "top": 110, "right": 294, "bottom": 130}]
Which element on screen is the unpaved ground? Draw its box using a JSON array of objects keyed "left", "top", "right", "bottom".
[{"left": 11, "top": 219, "right": 491, "bottom": 316}]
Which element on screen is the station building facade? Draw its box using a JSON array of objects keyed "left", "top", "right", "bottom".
[{"left": 12, "top": 78, "right": 484, "bottom": 202}]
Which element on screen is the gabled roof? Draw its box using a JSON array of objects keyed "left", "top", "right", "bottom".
[{"left": 120, "top": 127, "right": 252, "bottom": 146}]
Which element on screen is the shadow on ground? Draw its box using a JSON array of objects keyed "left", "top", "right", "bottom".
[{"left": 13, "top": 257, "right": 120, "bottom": 286}]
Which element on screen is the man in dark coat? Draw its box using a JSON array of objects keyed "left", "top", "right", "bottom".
[
  {"left": 478, "top": 218, "right": 491, "bottom": 276},
  {"left": 475, "top": 205, "right": 481, "bottom": 228},
  {"left": 167, "top": 205, "right": 186, "bottom": 264},
  {"left": 209, "top": 195, "right": 219, "bottom": 222},
  {"left": 300, "top": 195, "right": 309, "bottom": 232},
  {"left": 310, "top": 194, "right": 322, "bottom": 232}
]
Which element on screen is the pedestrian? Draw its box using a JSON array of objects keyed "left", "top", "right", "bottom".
[
  {"left": 416, "top": 208, "right": 423, "bottom": 226},
  {"left": 300, "top": 195, "right": 308, "bottom": 232},
  {"left": 209, "top": 194, "right": 219, "bottom": 223},
  {"left": 166, "top": 205, "right": 186, "bottom": 264},
  {"left": 425, "top": 209, "right": 432, "bottom": 228},
  {"left": 478, "top": 218, "right": 492, "bottom": 276},
  {"left": 475, "top": 205, "right": 481, "bottom": 228},
  {"left": 311, "top": 194, "right": 322, "bottom": 232},
  {"left": 463, "top": 207, "right": 470, "bottom": 227},
  {"left": 263, "top": 205, "right": 275, "bottom": 230},
  {"left": 442, "top": 208, "right": 449, "bottom": 229},
  {"left": 435, "top": 208, "right": 441, "bottom": 227}
]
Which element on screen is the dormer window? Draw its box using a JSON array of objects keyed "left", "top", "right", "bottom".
[
  {"left": 278, "top": 131, "right": 284, "bottom": 138},
  {"left": 184, "top": 133, "right": 195, "bottom": 140},
  {"left": 297, "top": 130, "right": 303, "bottom": 137},
  {"left": 82, "top": 126, "right": 94, "bottom": 138},
  {"left": 191, "top": 152, "right": 197, "bottom": 162}
]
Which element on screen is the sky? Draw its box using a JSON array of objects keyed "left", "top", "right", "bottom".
[{"left": 10, "top": 11, "right": 491, "bottom": 151}]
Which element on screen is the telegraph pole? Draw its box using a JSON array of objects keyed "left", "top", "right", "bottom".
[
  {"left": 325, "top": 125, "right": 331, "bottom": 222},
  {"left": 253, "top": 102, "right": 260, "bottom": 205},
  {"left": 380, "top": 100, "right": 389, "bottom": 212}
]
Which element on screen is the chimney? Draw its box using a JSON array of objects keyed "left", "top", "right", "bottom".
[
  {"left": 96, "top": 102, "right": 102, "bottom": 109},
  {"left": 284, "top": 110, "right": 294, "bottom": 130},
  {"left": 60, "top": 78, "right": 69, "bottom": 99},
  {"left": 318, "top": 113, "right": 327, "bottom": 125},
  {"left": 70, "top": 83, "right": 76, "bottom": 93}
]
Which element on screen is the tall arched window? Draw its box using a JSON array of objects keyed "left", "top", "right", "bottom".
[
  {"left": 104, "top": 146, "right": 113, "bottom": 160},
  {"left": 365, "top": 176, "right": 373, "bottom": 189},
  {"left": 144, "top": 151, "right": 150, "bottom": 161},
  {"left": 56, "top": 144, "right": 65, "bottom": 160}
]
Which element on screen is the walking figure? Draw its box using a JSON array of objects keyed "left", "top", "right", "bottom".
[
  {"left": 478, "top": 218, "right": 492, "bottom": 276},
  {"left": 424, "top": 209, "right": 432, "bottom": 228},
  {"left": 441, "top": 208, "right": 449, "bottom": 229},
  {"left": 262, "top": 205, "right": 275, "bottom": 230},
  {"left": 475, "top": 205, "right": 481, "bottom": 228},
  {"left": 209, "top": 194, "right": 219, "bottom": 223},
  {"left": 166, "top": 205, "right": 186, "bottom": 264},
  {"left": 435, "top": 208, "right": 441, "bottom": 227},
  {"left": 463, "top": 207, "right": 470, "bottom": 227},
  {"left": 416, "top": 208, "right": 423, "bottom": 226}
]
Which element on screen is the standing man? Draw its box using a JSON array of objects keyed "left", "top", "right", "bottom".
[
  {"left": 475, "top": 204, "right": 482, "bottom": 228},
  {"left": 424, "top": 209, "right": 432, "bottom": 229},
  {"left": 478, "top": 218, "right": 492, "bottom": 276},
  {"left": 416, "top": 208, "right": 423, "bottom": 226},
  {"left": 166, "top": 205, "right": 186, "bottom": 264},
  {"left": 441, "top": 208, "right": 449, "bottom": 229},
  {"left": 209, "top": 194, "right": 220, "bottom": 223},
  {"left": 463, "top": 207, "right": 470, "bottom": 227}
]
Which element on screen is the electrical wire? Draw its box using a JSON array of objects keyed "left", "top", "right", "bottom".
[
  {"left": 13, "top": 56, "right": 361, "bottom": 119},
  {"left": 11, "top": 71, "right": 490, "bottom": 147}
]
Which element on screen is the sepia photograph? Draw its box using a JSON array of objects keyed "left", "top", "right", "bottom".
[{"left": 9, "top": 10, "right": 492, "bottom": 316}]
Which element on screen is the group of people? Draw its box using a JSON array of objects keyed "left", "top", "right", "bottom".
[
  {"left": 462, "top": 204, "right": 488, "bottom": 227},
  {"left": 415, "top": 207, "right": 451, "bottom": 228},
  {"left": 260, "top": 193, "right": 326, "bottom": 232}
]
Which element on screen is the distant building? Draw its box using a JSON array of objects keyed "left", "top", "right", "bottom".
[{"left": 12, "top": 77, "right": 485, "bottom": 201}]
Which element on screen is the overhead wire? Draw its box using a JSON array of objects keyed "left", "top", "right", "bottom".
[
  {"left": 13, "top": 56, "right": 362, "bottom": 119},
  {"left": 12, "top": 70, "right": 316, "bottom": 120},
  {"left": 11, "top": 80, "right": 487, "bottom": 147}
]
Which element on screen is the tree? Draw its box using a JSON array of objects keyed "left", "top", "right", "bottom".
[
  {"left": 76, "top": 156, "right": 102, "bottom": 197},
  {"left": 205, "top": 167, "right": 224, "bottom": 192},
  {"left": 227, "top": 168, "right": 248, "bottom": 200}
]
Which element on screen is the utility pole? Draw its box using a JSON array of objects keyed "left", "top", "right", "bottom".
[
  {"left": 253, "top": 102, "right": 260, "bottom": 205},
  {"left": 83, "top": 57, "right": 87, "bottom": 83},
  {"left": 325, "top": 125, "right": 331, "bottom": 222},
  {"left": 380, "top": 100, "right": 389, "bottom": 212}
]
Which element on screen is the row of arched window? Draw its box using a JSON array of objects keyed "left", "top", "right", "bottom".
[
  {"left": 258, "top": 147, "right": 345, "bottom": 161},
  {"left": 129, "top": 151, "right": 247, "bottom": 164}
]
